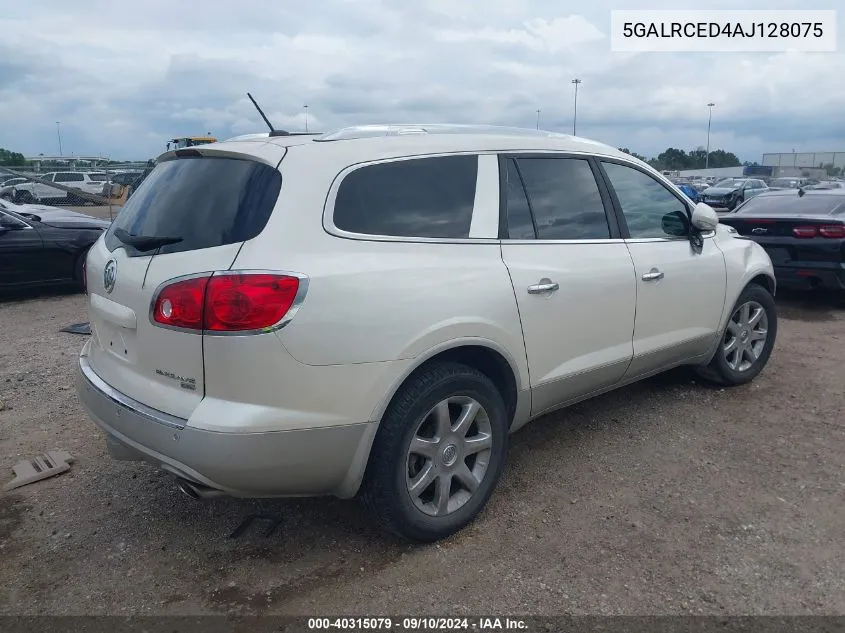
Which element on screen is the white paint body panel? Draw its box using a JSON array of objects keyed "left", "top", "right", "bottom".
[{"left": 79, "top": 127, "right": 775, "bottom": 499}]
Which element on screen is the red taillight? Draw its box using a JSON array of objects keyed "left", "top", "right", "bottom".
[
  {"left": 152, "top": 276, "right": 210, "bottom": 330},
  {"left": 152, "top": 273, "right": 301, "bottom": 333},
  {"left": 204, "top": 274, "right": 300, "bottom": 332},
  {"left": 819, "top": 224, "right": 845, "bottom": 238},
  {"left": 792, "top": 226, "right": 817, "bottom": 238}
]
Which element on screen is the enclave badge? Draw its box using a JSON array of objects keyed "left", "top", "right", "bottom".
[{"left": 103, "top": 259, "right": 117, "bottom": 294}]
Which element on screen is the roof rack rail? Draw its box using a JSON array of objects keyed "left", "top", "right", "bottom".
[{"left": 314, "top": 124, "right": 572, "bottom": 142}]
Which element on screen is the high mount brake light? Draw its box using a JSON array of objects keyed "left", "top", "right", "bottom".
[{"left": 152, "top": 272, "right": 304, "bottom": 333}]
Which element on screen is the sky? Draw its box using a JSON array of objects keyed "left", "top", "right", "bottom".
[{"left": 0, "top": 0, "right": 843, "bottom": 162}]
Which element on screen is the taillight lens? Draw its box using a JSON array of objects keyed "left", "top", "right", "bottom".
[
  {"left": 152, "top": 276, "right": 210, "bottom": 330},
  {"left": 792, "top": 226, "right": 817, "bottom": 238},
  {"left": 152, "top": 273, "right": 301, "bottom": 333},
  {"left": 819, "top": 224, "right": 845, "bottom": 238},
  {"left": 204, "top": 274, "right": 300, "bottom": 332}
]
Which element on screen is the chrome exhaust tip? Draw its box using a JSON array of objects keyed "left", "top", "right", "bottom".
[{"left": 175, "top": 477, "right": 228, "bottom": 500}]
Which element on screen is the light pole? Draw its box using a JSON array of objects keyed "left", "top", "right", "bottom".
[
  {"left": 705, "top": 103, "right": 715, "bottom": 169},
  {"left": 56, "top": 121, "right": 63, "bottom": 157},
  {"left": 571, "top": 78, "right": 582, "bottom": 135},
  {"left": 536, "top": 109, "right": 541, "bottom": 130},
  {"left": 304, "top": 104, "right": 309, "bottom": 133}
]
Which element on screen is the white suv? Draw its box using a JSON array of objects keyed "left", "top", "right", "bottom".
[
  {"left": 15, "top": 171, "right": 104, "bottom": 204},
  {"left": 76, "top": 125, "right": 777, "bottom": 541}
]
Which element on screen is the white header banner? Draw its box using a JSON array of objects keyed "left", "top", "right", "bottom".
[{"left": 610, "top": 10, "right": 837, "bottom": 52}]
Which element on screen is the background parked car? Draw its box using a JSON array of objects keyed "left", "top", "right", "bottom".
[
  {"left": 14, "top": 172, "right": 105, "bottom": 205},
  {"left": 0, "top": 176, "right": 28, "bottom": 201},
  {"left": 807, "top": 181, "right": 845, "bottom": 190},
  {"left": 0, "top": 199, "right": 110, "bottom": 290},
  {"left": 675, "top": 182, "right": 702, "bottom": 203},
  {"left": 767, "top": 177, "right": 820, "bottom": 190},
  {"left": 718, "top": 189, "right": 845, "bottom": 292},
  {"left": 101, "top": 171, "right": 143, "bottom": 197},
  {"left": 701, "top": 178, "right": 768, "bottom": 211}
]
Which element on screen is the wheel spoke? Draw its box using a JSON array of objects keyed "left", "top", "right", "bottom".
[
  {"left": 723, "top": 337, "right": 738, "bottom": 355},
  {"left": 407, "top": 462, "right": 436, "bottom": 498},
  {"left": 453, "top": 400, "right": 480, "bottom": 437},
  {"left": 727, "top": 320, "right": 741, "bottom": 336},
  {"left": 433, "top": 400, "right": 451, "bottom": 439},
  {"left": 740, "top": 303, "right": 751, "bottom": 326},
  {"left": 434, "top": 473, "right": 452, "bottom": 515},
  {"left": 410, "top": 436, "right": 439, "bottom": 459},
  {"left": 455, "top": 463, "right": 479, "bottom": 493},
  {"left": 748, "top": 306, "right": 764, "bottom": 327},
  {"left": 750, "top": 328, "right": 767, "bottom": 342},
  {"left": 463, "top": 432, "right": 492, "bottom": 455},
  {"left": 745, "top": 343, "right": 759, "bottom": 361},
  {"left": 726, "top": 347, "right": 739, "bottom": 370}
]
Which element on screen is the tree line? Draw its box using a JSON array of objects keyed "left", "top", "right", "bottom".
[
  {"left": 0, "top": 148, "right": 26, "bottom": 166},
  {"left": 618, "top": 146, "right": 742, "bottom": 171}
]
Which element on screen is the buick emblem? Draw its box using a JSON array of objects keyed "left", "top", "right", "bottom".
[
  {"left": 103, "top": 259, "right": 117, "bottom": 294},
  {"left": 751, "top": 227, "right": 769, "bottom": 235}
]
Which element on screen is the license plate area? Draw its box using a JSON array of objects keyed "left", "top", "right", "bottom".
[{"left": 93, "top": 319, "right": 138, "bottom": 363}]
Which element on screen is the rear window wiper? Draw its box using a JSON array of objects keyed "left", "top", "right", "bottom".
[{"left": 113, "top": 228, "right": 183, "bottom": 252}]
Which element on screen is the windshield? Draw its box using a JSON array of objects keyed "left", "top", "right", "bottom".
[
  {"left": 713, "top": 179, "right": 745, "bottom": 188},
  {"left": 104, "top": 156, "right": 281, "bottom": 256}
]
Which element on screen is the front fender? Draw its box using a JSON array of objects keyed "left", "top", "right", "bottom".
[{"left": 715, "top": 231, "right": 775, "bottom": 333}]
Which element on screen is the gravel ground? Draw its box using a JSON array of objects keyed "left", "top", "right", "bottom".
[{"left": 0, "top": 288, "right": 843, "bottom": 616}]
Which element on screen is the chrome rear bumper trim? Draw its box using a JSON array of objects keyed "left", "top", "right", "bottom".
[{"left": 79, "top": 354, "right": 187, "bottom": 430}]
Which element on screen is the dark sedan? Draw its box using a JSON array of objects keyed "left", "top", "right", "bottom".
[
  {"left": 718, "top": 189, "right": 845, "bottom": 291},
  {"left": 0, "top": 200, "right": 110, "bottom": 290}
]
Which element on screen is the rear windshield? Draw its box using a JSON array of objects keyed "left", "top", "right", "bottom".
[
  {"left": 104, "top": 156, "right": 281, "bottom": 256},
  {"left": 88, "top": 173, "right": 108, "bottom": 181},
  {"left": 737, "top": 194, "right": 845, "bottom": 216}
]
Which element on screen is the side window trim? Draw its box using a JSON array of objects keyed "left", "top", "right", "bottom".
[
  {"left": 497, "top": 152, "right": 623, "bottom": 242},
  {"left": 595, "top": 157, "right": 694, "bottom": 241},
  {"left": 510, "top": 158, "right": 539, "bottom": 239}
]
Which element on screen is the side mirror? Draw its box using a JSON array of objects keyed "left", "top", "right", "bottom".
[
  {"left": 691, "top": 202, "right": 719, "bottom": 231},
  {"left": 661, "top": 210, "right": 690, "bottom": 237}
]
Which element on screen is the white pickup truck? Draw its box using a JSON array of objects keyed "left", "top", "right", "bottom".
[{"left": 15, "top": 172, "right": 107, "bottom": 204}]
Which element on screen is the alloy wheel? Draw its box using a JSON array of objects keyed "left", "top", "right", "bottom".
[
  {"left": 405, "top": 396, "right": 493, "bottom": 517},
  {"left": 723, "top": 300, "right": 769, "bottom": 372}
]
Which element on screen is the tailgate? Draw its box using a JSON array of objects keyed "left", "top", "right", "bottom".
[{"left": 83, "top": 149, "right": 284, "bottom": 419}]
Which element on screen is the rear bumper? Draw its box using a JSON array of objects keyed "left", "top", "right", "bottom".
[
  {"left": 76, "top": 352, "right": 375, "bottom": 498},
  {"left": 773, "top": 264, "right": 845, "bottom": 291}
]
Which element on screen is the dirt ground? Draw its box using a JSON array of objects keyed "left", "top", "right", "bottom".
[{"left": 0, "top": 288, "right": 843, "bottom": 616}]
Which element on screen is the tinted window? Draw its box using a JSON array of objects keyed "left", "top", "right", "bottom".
[
  {"left": 514, "top": 157, "right": 610, "bottom": 240},
  {"left": 88, "top": 173, "right": 108, "bottom": 181},
  {"left": 602, "top": 162, "right": 689, "bottom": 239},
  {"left": 104, "top": 156, "right": 281, "bottom": 256},
  {"left": 505, "top": 160, "right": 535, "bottom": 239},
  {"left": 55, "top": 173, "right": 84, "bottom": 182},
  {"left": 334, "top": 155, "right": 477, "bottom": 238},
  {"left": 737, "top": 193, "right": 845, "bottom": 216}
]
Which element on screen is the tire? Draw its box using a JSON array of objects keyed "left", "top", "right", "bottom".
[
  {"left": 362, "top": 362, "right": 509, "bottom": 542},
  {"left": 694, "top": 283, "right": 777, "bottom": 386},
  {"left": 729, "top": 195, "right": 744, "bottom": 211},
  {"left": 74, "top": 248, "right": 89, "bottom": 290}
]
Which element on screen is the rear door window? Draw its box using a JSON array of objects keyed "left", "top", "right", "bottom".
[
  {"left": 510, "top": 157, "right": 611, "bottom": 240},
  {"left": 104, "top": 156, "right": 281, "bottom": 256},
  {"left": 333, "top": 155, "right": 478, "bottom": 238},
  {"left": 55, "top": 173, "right": 84, "bottom": 183}
]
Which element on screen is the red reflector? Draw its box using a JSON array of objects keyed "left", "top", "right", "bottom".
[
  {"left": 796, "top": 270, "right": 816, "bottom": 277},
  {"left": 151, "top": 273, "right": 301, "bottom": 332},
  {"left": 819, "top": 224, "right": 845, "bottom": 238},
  {"left": 792, "top": 226, "right": 817, "bottom": 238},
  {"left": 204, "top": 274, "right": 300, "bottom": 332},
  {"left": 152, "top": 276, "right": 210, "bottom": 330}
]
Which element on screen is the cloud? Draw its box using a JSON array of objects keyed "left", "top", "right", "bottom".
[{"left": 0, "top": 0, "right": 842, "bottom": 162}]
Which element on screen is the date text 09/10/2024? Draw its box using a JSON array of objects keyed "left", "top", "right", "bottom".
[{"left": 307, "top": 617, "right": 528, "bottom": 630}]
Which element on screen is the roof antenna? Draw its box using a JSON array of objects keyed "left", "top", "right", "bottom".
[{"left": 247, "top": 92, "right": 289, "bottom": 137}]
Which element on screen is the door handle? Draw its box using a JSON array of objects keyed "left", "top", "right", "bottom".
[
  {"left": 527, "top": 279, "right": 559, "bottom": 294},
  {"left": 642, "top": 268, "right": 664, "bottom": 282}
]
